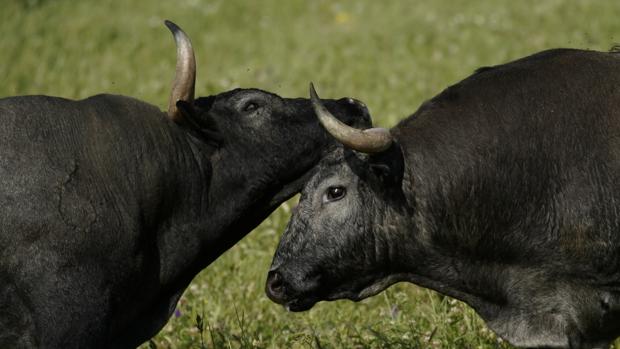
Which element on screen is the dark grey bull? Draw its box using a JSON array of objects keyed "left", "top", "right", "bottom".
[
  {"left": 0, "top": 22, "right": 370, "bottom": 348},
  {"left": 267, "top": 49, "right": 620, "bottom": 348}
]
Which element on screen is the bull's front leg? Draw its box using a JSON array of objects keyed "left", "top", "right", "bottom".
[
  {"left": 10, "top": 260, "right": 112, "bottom": 348},
  {"left": 0, "top": 280, "right": 37, "bottom": 348}
]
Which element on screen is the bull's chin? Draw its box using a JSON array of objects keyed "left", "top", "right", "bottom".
[
  {"left": 334, "top": 275, "right": 404, "bottom": 302},
  {"left": 356, "top": 280, "right": 396, "bottom": 299},
  {"left": 284, "top": 297, "right": 318, "bottom": 312},
  {"left": 285, "top": 292, "right": 355, "bottom": 312},
  {"left": 267, "top": 167, "right": 317, "bottom": 209}
]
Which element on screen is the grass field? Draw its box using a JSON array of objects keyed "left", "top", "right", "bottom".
[{"left": 3, "top": 1, "right": 620, "bottom": 348}]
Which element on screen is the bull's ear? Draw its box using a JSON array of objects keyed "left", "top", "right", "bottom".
[
  {"left": 369, "top": 163, "right": 391, "bottom": 178},
  {"left": 175, "top": 100, "right": 223, "bottom": 147},
  {"left": 176, "top": 100, "right": 196, "bottom": 121},
  {"left": 339, "top": 97, "right": 372, "bottom": 129},
  {"left": 369, "top": 143, "right": 404, "bottom": 186}
]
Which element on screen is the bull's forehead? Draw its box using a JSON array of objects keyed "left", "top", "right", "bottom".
[
  {"left": 216, "top": 88, "right": 282, "bottom": 103},
  {"left": 304, "top": 149, "right": 367, "bottom": 188},
  {"left": 321, "top": 147, "right": 367, "bottom": 167},
  {"left": 194, "top": 88, "right": 280, "bottom": 112},
  {"left": 309, "top": 166, "right": 355, "bottom": 190},
  {"left": 214, "top": 87, "right": 279, "bottom": 99}
]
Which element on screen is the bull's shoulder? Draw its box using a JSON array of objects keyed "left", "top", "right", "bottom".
[
  {"left": 0, "top": 93, "right": 184, "bottom": 192},
  {"left": 0, "top": 93, "right": 194, "bottom": 249}
]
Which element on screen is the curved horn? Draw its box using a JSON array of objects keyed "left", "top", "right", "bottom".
[
  {"left": 165, "top": 20, "right": 196, "bottom": 122},
  {"left": 310, "top": 83, "right": 393, "bottom": 153}
]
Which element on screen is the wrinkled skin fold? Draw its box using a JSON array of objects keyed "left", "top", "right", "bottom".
[{"left": 267, "top": 48, "right": 620, "bottom": 349}]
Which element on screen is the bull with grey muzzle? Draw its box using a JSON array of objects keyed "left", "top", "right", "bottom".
[{"left": 267, "top": 48, "right": 620, "bottom": 349}]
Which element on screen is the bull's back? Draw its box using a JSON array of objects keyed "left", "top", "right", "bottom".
[
  {"left": 0, "top": 94, "right": 174, "bottom": 263},
  {"left": 0, "top": 96, "right": 86, "bottom": 243},
  {"left": 403, "top": 49, "right": 620, "bottom": 264}
]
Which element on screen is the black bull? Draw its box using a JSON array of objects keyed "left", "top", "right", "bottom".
[
  {"left": 267, "top": 48, "right": 620, "bottom": 349},
  {"left": 0, "top": 23, "right": 370, "bottom": 348}
]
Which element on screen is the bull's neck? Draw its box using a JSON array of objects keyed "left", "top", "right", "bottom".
[
  {"left": 154, "top": 129, "right": 309, "bottom": 289},
  {"left": 142, "top": 125, "right": 214, "bottom": 288},
  {"left": 391, "top": 130, "right": 509, "bottom": 313},
  {"left": 200, "top": 146, "right": 298, "bottom": 257}
]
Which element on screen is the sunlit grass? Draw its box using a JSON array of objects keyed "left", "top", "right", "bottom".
[{"left": 2, "top": 0, "right": 620, "bottom": 348}]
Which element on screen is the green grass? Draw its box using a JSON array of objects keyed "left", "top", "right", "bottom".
[{"left": 2, "top": 1, "right": 620, "bottom": 348}]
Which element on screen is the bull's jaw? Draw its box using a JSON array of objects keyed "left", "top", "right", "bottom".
[
  {"left": 354, "top": 274, "right": 407, "bottom": 300},
  {"left": 266, "top": 167, "right": 317, "bottom": 209},
  {"left": 286, "top": 273, "right": 407, "bottom": 312}
]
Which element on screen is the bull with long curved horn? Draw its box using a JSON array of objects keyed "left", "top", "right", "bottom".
[{"left": 0, "top": 20, "right": 374, "bottom": 348}]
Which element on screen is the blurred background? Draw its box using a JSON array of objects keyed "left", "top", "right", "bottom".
[{"left": 2, "top": 1, "right": 620, "bottom": 348}]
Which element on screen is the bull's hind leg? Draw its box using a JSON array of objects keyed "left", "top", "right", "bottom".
[{"left": 0, "top": 283, "right": 37, "bottom": 348}]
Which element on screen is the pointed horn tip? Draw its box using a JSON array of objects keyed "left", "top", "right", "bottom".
[
  {"left": 164, "top": 20, "right": 177, "bottom": 31},
  {"left": 309, "top": 82, "right": 319, "bottom": 100},
  {"left": 164, "top": 20, "right": 191, "bottom": 44}
]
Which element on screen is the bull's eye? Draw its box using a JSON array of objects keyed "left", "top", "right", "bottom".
[
  {"left": 324, "top": 186, "right": 346, "bottom": 203},
  {"left": 243, "top": 102, "right": 259, "bottom": 113}
]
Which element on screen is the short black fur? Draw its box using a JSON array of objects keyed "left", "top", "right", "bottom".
[
  {"left": 0, "top": 88, "right": 371, "bottom": 348},
  {"left": 268, "top": 48, "right": 620, "bottom": 349}
]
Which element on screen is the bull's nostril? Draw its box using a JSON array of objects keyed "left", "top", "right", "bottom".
[
  {"left": 266, "top": 270, "right": 286, "bottom": 301},
  {"left": 271, "top": 273, "right": 282, "bottom": 289},
  {"left": 269, "top": 271, "right": 283, "bottom": 291}
]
